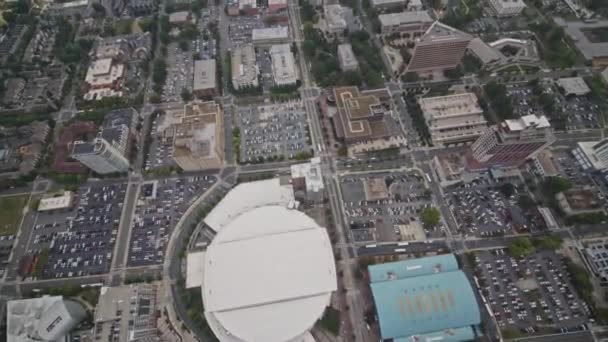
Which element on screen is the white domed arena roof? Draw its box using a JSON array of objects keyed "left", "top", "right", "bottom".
[{"left": 202, "top": 204, "right": 337, "bottom": 342}]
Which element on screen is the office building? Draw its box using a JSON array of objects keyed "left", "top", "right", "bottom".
[
  {"left": 52, "top": 121, "right": 98, "bottom": 174},
  {"left": 127, "top": 0, "right": 157, "bottom": 16},
  {"left": 94, "top": 284, "right": 159, "bottom": 342},
  {"left": 169, "top": 11, "right": 192, "bottom": 25},
  {"left": 83, "top": 58, "right": 125, "bottom": 101},
  {"left": 194, "top": 59, "right": 219, "bottom": 98},
  {"left": 556, "top": 187, "right": 606, "bottom": 217},
  {"left": 557, "top": 77, "right": 591, "bottom": 96},
  {"left": 407, "top": 21, "right": 472, "bottom": 73},
  {"left": 164, "top": 101, "right": 225, "bottom": 171},
  {"left": 291, "top": 157, "right": 325, "bottom": 203},
  {"left": 468, "top": 114, "right": 555, "bottom": 170},
  {"left": 418, "top": 93, "right": 487, "bottom": 145},
  {"left": 269, "top": 0, "right": 287, "bottom": 12},
  {"left": 38, "top": 191, "right": 75, "bottom": 212},
  {"left": 231, "top": 44, "right": 259, "bottom": 90},
  {"left": 573, "top": 139, "right": 608, "bottom": 171},
  {"left": 92, "top": 33, "right": 153, "bottom": 62},
  {"left": 378, "top": 10, "right": 433, "bottom": 37},
  {"left": 239, "top": 0, "right": 258, "bottom": 14},
  {"left": 584, "top": 240, "right": 608, "bottom": 286},
  {"left": 252, "top": 26, "right": 290, "bottom": 46},
  {"left": 338, "top": 43, "right": 359, "bottom": 71},
  {"left": 71, "top": 138, "right": 130, "bottom": 174},
  {"left": 558, "top": 18, "right": 608, "bottom": 67},
  {"left": 7, "top": 296, "right": 86, "bottom": 342},
  {"left": 331, "top": 86, "right": 391, "bottom": 144},
  {"left": 369, "top": 254, "right": 481, "bottom": 341},
  {"left": 488, "top": 0, "right": 526, "bottom": 16},
  {"left": 324, "top": 4, "right": 351, "bottom": 34},
  {"left": 269, "top": 44, "right": 299, "bottom": 86}
]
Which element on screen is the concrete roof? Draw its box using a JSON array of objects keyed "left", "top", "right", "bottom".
[
  {"left": 557, "top": 77, "right": 591, "bottom": 96},
  {"left": 368, "top": 254, "right": 459, "bottom": 283},
  {"left": 38, "top": 191, "right": 74, "bottom": 211},
  {"left": 378, "top": 10, "right": 432, "bottom": 26},
  {"left": 202, "top": 203, "right": 336, "bottom": 342},
  {"left": 504, "top": 114, "right": 551, "bottom": 131},
  {"left": 194, "top": 59, "right": 217, "bottom": 91},
  {"left": 291, "top": 157, "right": 325, "bottom": 193},
  {"left": 557, "top": 18, "right": 608, "bottom": 61},
  {"left": 204, "top": 178, "right": 294, "bottom": 232},
  {"left": 252, "top": 26, "right": 289, "bottom": 41},
  {"left": 7, "top": 296, "right": 86, "bottom": 342}
]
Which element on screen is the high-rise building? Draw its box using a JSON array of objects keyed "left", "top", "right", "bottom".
[
  {"left": 406, "top": 21, "right": 472, "bottom": 73},
  {"left": 573, "top": 138, "right": 608, "bottom": 171},
  {"left": 72, "top": 138, "right": 130, "bottom": 174},
  {"left": 467, "top": 114, "right": 555, "bottom": 170}
]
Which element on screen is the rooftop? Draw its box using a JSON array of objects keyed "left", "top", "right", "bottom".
[
  {"left": 7, "top": 296, "right": 86, "bottom": 342},
  {"left": 503, "top": 114, "right": 551, "bottom": 131},
  {"left": 201, "top": 179, "right": 336, "bottom": 342},
  {"left": 204, "top": 178, "right": 295, "bottom": 232},
  {"left": 557, "top": 18, "right": 608, "bottom": 61},
  {"left": 369, "top": 255, "right": 480, "bottom": 340},
  {"left": 38, "top": 191, "right": 74, "bottom": 211},
  {"left": 419, "top": 93, "right": 483, "bottom": 118},
  {"left": 557, "top": 77, "right": 591, "bottom": 95},
  {"left": 290, "top": 157, "right": 324, "bottom": 193},
  {"left": 252, "top": 26, "right": 289, "bottom": 41},
  {"left": 378, "top": 10, "right": 432, "bottom": 26},
  {"left": 194, "top": 59, "right": 217, "bottom": 91},
  {"left": 269, "top": 44, "right": 298, "bottom": 85}
]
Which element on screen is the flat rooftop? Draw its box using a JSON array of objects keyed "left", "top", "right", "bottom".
[
  {"left": 194, "top": 59, "right": 217, "bottom": 91},
  {"left": 252, "top": 26, "right": 289, "bottom": 41},
  {"left": 557, "top": 77, "right": 591, "bottom": 95},
  {"left": 378, "top": 10, "right": 432, "bottom": 26},
  {"left": 557, "top": 18, "right": 608, "bottom": 61},
  {"left": 419, "top": 93, "right": 483, "bottom": 118}
]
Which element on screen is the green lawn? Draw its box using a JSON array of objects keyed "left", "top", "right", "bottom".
[
  {"left": 319, "top": 307, "right": 341, "bottom": 336},
  {"left": 0, "top": 195, "right": 28, "bottom": 235}
]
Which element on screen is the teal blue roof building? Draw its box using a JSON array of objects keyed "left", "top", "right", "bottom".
[{"left": 369, "top": 254, "right": 481, "bottom": 341}]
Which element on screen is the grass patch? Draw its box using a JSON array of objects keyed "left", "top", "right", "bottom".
[
  {"left": 319, "top": 307, "right": 341, "bottom": 336},
  {"left": 0, "top": 195, "right": 28, "bottom": 235}
]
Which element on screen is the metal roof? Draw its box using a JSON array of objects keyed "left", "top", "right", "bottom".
[
  {"left": 370, "top": 270, "right": 480, "bottom": 340},
  {"left": 369, "top": 254, "right": 459, "bottom": 283},
  {"left": 393, "top": 326, "right": 476, "bottom": 342}
]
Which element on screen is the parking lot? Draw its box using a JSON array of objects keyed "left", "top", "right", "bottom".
[
  {"left": 31, "top": 183, "right": 127, "bottom": 279},
  {"left": 339, "top": 171, "right": 437, "bottom": 243},
  {"left": 236, "top": 102, "right": 311, "bottom": 163},
  {"left": 162, "top": 42, "right": 193, "bottom": 102},
  {"left": 198, "top": 7, "right": 219, "bottom": 60},
  {"left": 127, "top": 176, "right": 216, "bottom": 267},
  {"left": 144, "top": 113, "right": 177, "bottom": 171},
  {"left": 474, "top": 250, "right": 591, "bottom": 335},
  {"left": 446, "top": 179, "right": 531, "bottom": 238},
  {"left": 227, "top": 15, "right": 265, "bottom": 49},
  {"left": 506, "top": 84, "right": 603, "bottom": 131}
]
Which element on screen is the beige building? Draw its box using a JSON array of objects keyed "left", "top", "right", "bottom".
[
  {"left": 83, "top": 58, "right": 125, "bottom": 101},
  {"left": 338, "top": 44, "right": 359, "bottom": 71},
  {"left": 164, "top": 101, "right": 225, "bottom": 171},
  {"left": 231, "top": 44, "right": 258, "bottom": 90},
  {"left": 418, "top": 93, "right": 487, "bottom": 145},
  {"left": 194, "top": 59, "right": 218, "bottom": 98},
  {"left": 556, "top": 187, "right": 606, "bottom": 217},
  {"left": 407, "top": 21, "right": 472, "bottom": 73},
  {"left": 378, "top": 10, "right": 433, "bottom": 37}
]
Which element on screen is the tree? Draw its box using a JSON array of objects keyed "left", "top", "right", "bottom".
[
  {"left": 181, "top": 88, "right": 193, "bottom": 101},
  {"left": 421, "top": 207, "right": 441, "bottom": 227},
  {"left": 443, "top": 67, "right": 463, "bottom": 79},
  {"left": 543, "top": 176, "right": 572, "bottom": 195},
  {"left": 402, "top": 72, "right": 419, "bottom": 82},
  {"left": 499, "top": 183, "right": 515, "bottom": 197},
  {"left": 507, "top": 237, "right": 535, "bottom": 259},
  {"left": 91, "top": 2, "right": 106, "bottom": 17}
]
